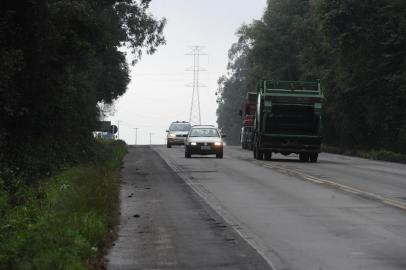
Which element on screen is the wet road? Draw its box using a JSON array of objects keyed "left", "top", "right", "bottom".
[
  {"left": 107, "top": 146, "right": 271, "bottom": 270},
  {"left": 155, "top": 145, "right": 406, "bottom": 270}
]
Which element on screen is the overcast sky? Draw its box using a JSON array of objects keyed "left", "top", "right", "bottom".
[{"left": 107, "top": 0, "right": 266, "bottom": 145}]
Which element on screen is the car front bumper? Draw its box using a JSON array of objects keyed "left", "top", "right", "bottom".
[
  {"left": 186, "top": 144, "right": 223, "bottom": 155},
  {"left": 168, "top": 137, "right": 186, "bottom": 145}
]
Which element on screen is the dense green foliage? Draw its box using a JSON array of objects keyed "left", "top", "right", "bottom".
[
  {"left": 217, "top": 0, "right": 406, "bottom": 154},
  {"left": 0, "top": 0, "right": 165, "bottom": 182},
  {"left": 0, "top": 140, "right": 127, "bottom": 270}
]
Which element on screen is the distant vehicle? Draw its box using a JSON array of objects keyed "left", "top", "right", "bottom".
[
  {"left": 240, "top": 92, "right": 257, "bottom": 150},
  {"left": 184, "top": 125, "right": 225, "bottom": 159},
  {"left": 253, "top": 80, "right": 323, "bottom": 162},
  {"left": 166, "top": 121, "right": 192, "bottom": 148}
]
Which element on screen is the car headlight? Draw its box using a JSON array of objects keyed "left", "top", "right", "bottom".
[
  {"left": 169, "top": 133, "right": 176, "bottom": 138},
  {"left": 214, "top": 142, "right": 222, "bottom": 146},
  {"left": 190, "top": 142, "right": 197, "bottom": 146}
]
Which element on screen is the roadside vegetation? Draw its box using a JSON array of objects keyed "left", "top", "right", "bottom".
[
  {"left": 216, "top": 0, "right": 406, "bottom": 162},
  {"left": 0, "top": 0, "right": 165, "bottom": 182},
  {"left": 322, "top": 145, "right": 406, "bottom": 164},
  {"left": 0, "top": 1, "right": 165, "bottom": 269},
  {"left": 0, "top": 140, "right": 127, "bottom": 269}
]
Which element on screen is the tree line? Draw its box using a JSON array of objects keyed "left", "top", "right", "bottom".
[
  {"left": 0, "top": 0, "right": 165, "bottom": 183},
  {"left": 216, "top": 0, "right": 406, "bottom": 155}
]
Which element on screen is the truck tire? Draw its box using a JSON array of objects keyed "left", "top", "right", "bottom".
[
  {"left": 255, "top": 146, "right": 263, "bottom": 160},
  {"left": 309, "top": 153, "right": 318, "bottom": 162},
  {"left": 299, "top": 153, "right": 309, "bottom": 162},
  {"left": 264, "top": 152, "right": 272, "bottom": 161}
]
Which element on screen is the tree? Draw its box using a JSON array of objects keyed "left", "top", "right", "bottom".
[
  {"left": 0, "top": 0, "right": 166, "bottom": 182},
  {"left": 217, "top": 0, "right": 406, "bottom": 153}
]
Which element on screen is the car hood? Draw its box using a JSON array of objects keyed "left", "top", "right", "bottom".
[{"left": 187, "top": 137, "right": 222, "bottom": 143}]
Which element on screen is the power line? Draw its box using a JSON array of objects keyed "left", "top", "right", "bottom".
[{"left": 186, "top": 46, "right": 207, "bottom": 125}]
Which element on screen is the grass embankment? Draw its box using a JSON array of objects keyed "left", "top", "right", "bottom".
[
  {"left": 322, "top": 145, "right": 406, "bottom": 164},
  {"left": 0, "top": 140, "right": 127, "bottom": 270}
]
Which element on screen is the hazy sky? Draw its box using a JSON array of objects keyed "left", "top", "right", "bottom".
[{"left": 107, "top": 0, "right": 266, "bottom": 145}]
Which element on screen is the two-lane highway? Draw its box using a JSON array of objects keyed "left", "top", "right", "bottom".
[{"left": 155, "top": 145, "right": 406, "bottom": 270}]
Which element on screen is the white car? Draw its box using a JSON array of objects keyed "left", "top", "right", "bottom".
[
  {"left": 184, "top": 125, "right": 225, "bottom": 158},
  {"left": 166, "top": 121, "right": 192, "bottom": 148}
]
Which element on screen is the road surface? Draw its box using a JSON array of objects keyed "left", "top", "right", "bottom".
[
  {"left": 154, "top": 145, "right": 406, "bottom": 270},
  {"left": 107, "top": 146, "right": 271, "bottom": 270}
]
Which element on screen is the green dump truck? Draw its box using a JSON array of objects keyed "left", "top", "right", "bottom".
[{"left": 252, "top": 80, "right": 323, "bottom": 162}]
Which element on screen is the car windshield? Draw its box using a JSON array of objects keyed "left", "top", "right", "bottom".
[
  {"left": 189, "top": 128, "right": 219, "bottom": 137},
  {"left": 169, "top": 123, "right": 191, "bottom": 131}
]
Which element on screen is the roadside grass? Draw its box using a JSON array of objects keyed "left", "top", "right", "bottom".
[
  {"left": 358, "top": 150, "right": 406, "bottom": 163},
  {"left": 0, "top": 140, "right": 127, "bottom": 270},
  {"left": 322, "top": 145, "right": 406, "bottom": 164}
]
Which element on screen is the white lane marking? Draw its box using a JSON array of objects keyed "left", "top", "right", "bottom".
[
  {"left": 261, "top": 163, "right": 406, "bottom": 211},
  {"left": 153, "top": 147, "right": 279, "bottom": 270}
]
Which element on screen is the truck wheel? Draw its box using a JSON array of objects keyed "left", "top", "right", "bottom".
[
  {"left": 309, "top": 153, "right": 318, "bottom": 162},
  {"left": 264, "top": 153, "right": 272, "bottom": 161},
  {"left": 256, "top": 147, "right": 264, "bottom": 160},
  {"left": 299, "top": 153, "right": 309, "bottom": 162}
]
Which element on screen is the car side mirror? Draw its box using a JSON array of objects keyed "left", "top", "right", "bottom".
[
  {"left": 166, "top": 130, "right": 169, "bottom": 132},
  {"left": 238, "top": 110, "right": 242, "bottom": 117},
  {"left": 221, "top": 134, "right": 226, "bottom": 138}
]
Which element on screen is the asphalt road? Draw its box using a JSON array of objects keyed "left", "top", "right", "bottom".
[
  {"left": 107, "top": 146, "right": 271, "bottom": 270},
  {"left": 154, "top": 145, "right": 406, "bottom": 270}
]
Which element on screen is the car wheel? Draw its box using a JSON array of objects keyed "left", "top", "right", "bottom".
[
  {"left": 167, "top": 141, "right": 172, "bottom": 148},
  {"left": 216, "top": 152, "right": 223, "bottom": 159},
  {"left": 185, "top": 147, "right": 191, "bottom": 158}
]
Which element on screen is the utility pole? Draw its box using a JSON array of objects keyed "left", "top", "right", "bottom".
[
  {"left": 186, "top": 46, "right": 207, "bottom": 125},
  {"left": 117, "top": 120, "right": 121, "bottom": 140},
  {"left": 133, "top": 128, "right": 138, "bottom": 145},
  {"left": 149, "top": 133, "right": 153, "bottom": 145}
]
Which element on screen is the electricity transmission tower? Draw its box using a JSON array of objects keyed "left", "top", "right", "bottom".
[{"left": 186, "top": 46, "right": 206, "bottom": 125}]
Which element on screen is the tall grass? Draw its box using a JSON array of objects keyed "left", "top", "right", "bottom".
[{"left": 0, "top": 140, "right": 127, "bottom": 270}]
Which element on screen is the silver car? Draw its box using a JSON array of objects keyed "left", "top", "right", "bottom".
[
  {"left": 184, "top": 125, "right": 225, "bottom": 158},
  {"left": 166, "top": 121, "right": 192, "bottom": 148}
]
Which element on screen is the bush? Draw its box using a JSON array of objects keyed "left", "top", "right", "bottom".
[
  {"left": 360, "top": 150, "right": 406, "bottom": 164},
  {"left": 322, "top": 144, "right": 406, "bottom": 164}
]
